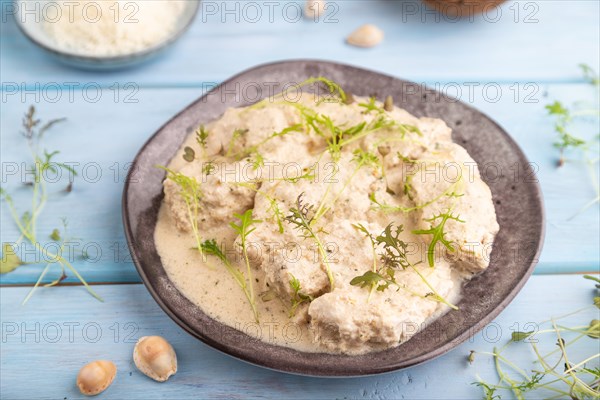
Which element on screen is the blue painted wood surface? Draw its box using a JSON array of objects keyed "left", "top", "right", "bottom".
[
  {"left": 1, "top": 1, "right": 599, "bottom": 84},
  {"left": 1, "top": 275, "right": 598, "bottom": 399},
  {"left": 1, "top": 83, "right": 598, "bottom": 284},
  {"left": 1, "top": 0, "right": 599, "bottom": 398},
  {"left": 1, "top": 1, "right": 599, "bottom": 284}
]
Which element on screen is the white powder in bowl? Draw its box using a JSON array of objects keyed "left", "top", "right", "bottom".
[{"left": 42, "top": 0, "right": 187, "bottom": 57}]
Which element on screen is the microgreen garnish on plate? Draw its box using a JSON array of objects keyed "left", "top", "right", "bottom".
[
  {"left": 251, "top": 76, "right": 347, "bottom": 109},
  {"left": 351, "top": 223, "right": 401, "bottom": 299},
  {"left": 309, "top": 149, "right": 381, "bottom": 225},
  {"left": 228, "top": 123, "right": 304, "bottom": 161},
  {"left": 201, "top": 238, "right": 260, "bottom": 322},
  {"left": 195, "top": 125, "right": 209, "bottom": 149},
  {"left": 249, "top": 151, "right": 264, "bottom": 170},
  {"left": 413, "top": 211, "right": 465, "bottom": 268},
  {"left": 182, "top": 146, "right": 195, "bottom": 162},
  {"left": 0, "top": 106, "right": 101, "bottom": 303},
  {"left": 202, "top": 160, "right": 216, "bottom": 175},
  {"left": 285, "top": 194, "right": 335, "bottom": 290},
  {"left": 289, "top": 274, "right": 313, "bottom": 317},
  {"left": 351, "top": 223, "right": 458, "bottom": 309},
  {"left": 230, "top": 209, "right": 262, "bottom": 323},
  {"left": 358, "top": 97, "right": 385, "bottom": 114},
  {"left": 286, "top": 76, "right": 348, "bottom": 104},
  {"left": 266, "top": 196, "right": 286, "bottom": 234},
  {"left": 370, "top": 176, "right": 464, "bottom": 214},
  {"left": 158, "top": 166, "right": 204, "bottom": 257},
  {"left": 226, "top": 128, "right": 249, "bottom": 157},
  {"left": 231, "top": 184, "right": 286, "bottom": 234}
]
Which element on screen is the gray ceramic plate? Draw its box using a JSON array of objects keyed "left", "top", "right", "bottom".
[{"left": 122, "top": 60, "right": 544, "bottom": 377}]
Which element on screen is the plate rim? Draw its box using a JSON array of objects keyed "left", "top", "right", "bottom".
[{"left": 122, "top": 59, "right": 546, "bottom": 377}]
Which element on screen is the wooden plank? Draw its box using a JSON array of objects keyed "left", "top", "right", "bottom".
[
  {"left": 1, "top": 84, "right": 598, "bottom": 284},
  {"left": 1, "top": 1, "right": 598, "bottom": 86},
  {"left": 0, "top": 275, "right": 597, "bottom": 399}
]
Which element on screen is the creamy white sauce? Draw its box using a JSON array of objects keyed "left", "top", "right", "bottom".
[
  {"left": 156, "top": 207, "right": 324, "bottom": 352},
  {"left": 154, "top": 92, "right": 499, "bottom": 355}
]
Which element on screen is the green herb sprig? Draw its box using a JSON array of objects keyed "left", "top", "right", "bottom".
[
  {"left": 285, "top": 194, "right": 335, "bottom": 290},
  {"left": 310, "top": 149, "right": 381, "bottom": 225},
  {"left": 230, "top": 183, "right": 286, "bottom": 234},
  {"left": 546, "top": 64, "right": 600, "bottom": 219},
  {"left": 470, "top": 276, "right": 600, "bottom": 399},
  {"left": 0, "top": 106, "right": 101, "bottom": 303},
  {"left": 201, "top": 238, "right": 259, "bottom": 322},
  {"left": 229, "top": 209, "right": 262, "bottom": 322},
  {"left": 413, "top": 210, "right": 465, "bottom": 268},
  {"left": 196, "top": 125, "right": 209, "bottom": 149},
  {"left": 158, "top": 166, "right": 204, "bottom": 257},
  {"left": 289, "top": 273, "right": 313, "bottom": 316},
  {"left": 350, "top": 223, "right": 458, "bottom": 309},
  {"left": 369, "top": 175, "right": 464, "bottom": 215},
  {"left": 230, "top": 123, "right": 304, "bottom": 161}
]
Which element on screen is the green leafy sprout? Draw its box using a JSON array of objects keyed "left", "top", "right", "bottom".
[
  {"left": 350, "top": 223, "right": 458, "bottom": 310},
  {"left": 310, "top": 148, "right": 381, "bottom": 225},
  {"left": 0, "top": 106, "right": 101, "bottom": 303},
  {"left": 229, "top": 123, "right": 304, "bottom": 162},
  {"left": 546, "top": 64, "right": 600, "bottom": 218},
  {"left": 201, "top": 238, "right": 260, "bottom": 323},
  {"left": 285, "top": 194, "right": 335, "bottom": 290},
  {"left": 229, "top": 209, "right": 262, "bottom": 323},
  {"left": 195, "top": 125, "right": 209, "bottom": 149},
  {"left": 413, "top": 210, "right": 466, "bottom": 268},
  {"left": 470, "top": 276, "right": 600, "bottom": 400},
  {"left": 158, "top": 166, "right": 204, "bottom": 258},
  {"left": 289, "top": 273, "right": 313, "bottom": 317},
  {"left": 231, "top": 183, "right": 286, "bottom": 234},
  {"left": 369, "top": 175, "right": 464, "bottom": 215}
]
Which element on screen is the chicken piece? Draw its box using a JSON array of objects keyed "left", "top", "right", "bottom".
[
  {"left": 249, "top": 153, "right": 383, "bottom": 301},
  {"left": 409, "top": 142, "right": 499, "bottom": 273},
  {"left": 308, "top": 261, "right": 456, "bottom": 353},
  {"left": 163, "top": 161, "right": 256, "bottom": 232}
]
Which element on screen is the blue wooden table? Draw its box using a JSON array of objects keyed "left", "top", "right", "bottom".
[{"left": 1, "top": 1, "right": 599, "bottom": 399}]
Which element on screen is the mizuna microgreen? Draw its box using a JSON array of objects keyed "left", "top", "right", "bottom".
[
  {"left": 248, "top": 77, "right": 347, "bottom": 112},
  {"left": 358, "top": 97, "right": 385, "bottom": 114},
  {"left": 413, "top": 210, "right": 465, "bottom": 268},
  {"left": 226, "top": 128, "right": 249, "bottom": 158},
  {"left": 285, "top": 194, "right": 335, "bottom": 290},
  {"left": 350, "top": 223, "right": 458, "bottom": 309}
]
